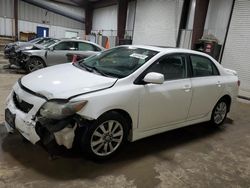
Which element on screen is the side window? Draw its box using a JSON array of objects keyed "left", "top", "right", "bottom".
[
  {"left": 54, "top": 42, "right": 76, "bottom": 50},
  {"left": 78, "top": 42, "right": 95, "bottom": 51},
  {"left": 190, "top": 55, "right": 219, "bottom": 77},
  {"left": 147, "top": 55, "right": 187, "bottom": 81}
]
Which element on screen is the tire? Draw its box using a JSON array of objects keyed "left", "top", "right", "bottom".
[
  {"left": 80, "top": 111, "right": 129, "bottom": 160},
  {"left": 210, "top": 99, "right": 229, "bottom": 126},
  {"left": 25, "top": 57, "right": 46, "bottom": 73}
]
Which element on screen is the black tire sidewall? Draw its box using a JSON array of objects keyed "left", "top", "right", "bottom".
[{"left": 80, "top": 111, "right": 129, "bottom": 160}]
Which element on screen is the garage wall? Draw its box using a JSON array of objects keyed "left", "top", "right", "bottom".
[
  {"left": 126, "top": 1, "right": 136, "bottom": 37},
  {"left": 92, "top": 5, "right": 118, "bottom": 36},
  {"left": 19, "top": 1, "right": 84, "bottom": 30},
  {"left": 132, "top": 0, "right": 184, "bottom": 46},
  {"left": 0, "top": 0, "right": 85, "bottom": 38},
  {"left": 221, "top": 0, "right": 250, "bottom": 98},
  {"left": 204, "top": 0, "right": 233, "bottom": 44}
]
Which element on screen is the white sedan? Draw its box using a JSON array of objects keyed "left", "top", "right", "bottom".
[{"left": 5, "top": 45, "right": 239, "bottom": 160}]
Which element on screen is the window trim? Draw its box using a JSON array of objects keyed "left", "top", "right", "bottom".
[
  {"left": 188, "top": 54, "right": 220, "bottom": 78},
  {"left": 134, "top": 53, "right": 191, "bottom": 85}
]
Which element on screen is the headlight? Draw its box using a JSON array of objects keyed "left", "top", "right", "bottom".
[
  {"left": 24, "top": 46, "right": 33, "bottom": 50},
  {"left": 39, "top": 100, "right": 87, "bottom": 119}
]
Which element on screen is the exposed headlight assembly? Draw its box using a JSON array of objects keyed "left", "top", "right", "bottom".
[{"left": 39, "top": 100, "right": 87, "bottom": 119}]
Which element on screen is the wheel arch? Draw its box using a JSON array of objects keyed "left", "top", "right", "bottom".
[
  {"left": 218, "top": 94, "right": 232, "bottom": 112},
  {"left": 98, "top": 109, "right": 133, "bottom": 141},
  {"left": 29, "top": 56, "right": 47, "bottom": 66}
]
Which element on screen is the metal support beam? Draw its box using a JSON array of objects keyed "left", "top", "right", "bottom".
[
  {"left": 176, "top": 0, "right": 191, "bottom": 47},
  {"left": 117, "top": 0, "right": 128, "bottom": 42},
  {"left": 14, "top": 0, "right": 18, "bottom": 41},
  {"left": 191, "top": 0, "right": 210, "bottom": 49},
  {"left": 85, "top": 4, "right": 93, "bottom": 35}
]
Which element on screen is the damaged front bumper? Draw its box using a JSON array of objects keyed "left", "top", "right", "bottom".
[{"left": 4, "top": 83, "right": 82, "bottom": 149}]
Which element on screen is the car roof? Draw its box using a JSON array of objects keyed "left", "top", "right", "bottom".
[
  {"left": 120, "top": 45, "right": 213, "bottom": 59},
  {"left": 58, "top": 38, "right": 103, "bottom": 48}
]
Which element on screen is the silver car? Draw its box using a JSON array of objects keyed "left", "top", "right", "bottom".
[{"left": 21, "top": 39, "right": 104, "bottom": 72}]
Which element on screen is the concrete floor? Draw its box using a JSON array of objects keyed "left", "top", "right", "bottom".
[{"left": 0, "top": 72, "right": 250, "bottom": 188}]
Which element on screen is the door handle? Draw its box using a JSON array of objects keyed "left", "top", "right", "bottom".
[
  {"left": 183, "top": 85, "right": 191, "bottom": 92},
  {"left": 216, "top": 81, "right": 222, "bottom": 87}
]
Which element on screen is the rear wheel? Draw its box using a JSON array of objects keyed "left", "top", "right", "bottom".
[
  {"left": 211, "top": 99, "right": 229, "bottom": 126},
  {"left": 25, "top": 57, "right": 46, "bottom": 72},
  {"left": 80, "top": 111, "right": 129, "bottom": 160}
]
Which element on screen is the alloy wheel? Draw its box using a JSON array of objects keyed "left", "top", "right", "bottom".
[
  {"left": 214, "top": 101, "right": 227, "bottom": 124},
  {"left": 90, "top": 120, "right": 124, "bottom": 156}
]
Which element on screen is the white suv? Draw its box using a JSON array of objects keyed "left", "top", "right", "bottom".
[{"left": 5, "top": 45, "right": 239, "bottom": 160}]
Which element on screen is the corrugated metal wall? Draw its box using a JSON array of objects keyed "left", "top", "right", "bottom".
[
  {"left": 221, "top": 0, "right": 250, "bottom": 98},
  {"left": 0, "top": 0, "right": 14, "bottom": 18},
  {"left": 92, "top": 5, "right": 118, "bottom": 36},
  {"left": 18, "top": 1, "right": 84, "bottom": 30},
  {"left": 0, "top": 0, "right": 85, "bottom": 37},
  {"left": 133, "top": 0, "right": 183, "bottom": 46},
  {"left": 204, "top": 0, "right": 233, "bottom": 44}
]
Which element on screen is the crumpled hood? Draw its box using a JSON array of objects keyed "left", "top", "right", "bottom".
[{"left": 20, "top": 63, "right": 117, "bottom": 99}]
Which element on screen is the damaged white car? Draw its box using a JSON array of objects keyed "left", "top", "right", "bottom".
[{"left": 5, "top": 45, "right": 239, "bottom": 160}]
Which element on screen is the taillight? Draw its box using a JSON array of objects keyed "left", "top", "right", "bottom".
[{"left": 237, "top": 80, "right": 240, "bottom": 87}]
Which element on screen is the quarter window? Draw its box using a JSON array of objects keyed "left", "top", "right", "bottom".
[
  {"left": 190, "top": 55, "right": 219, "bottom": 77},
  {"left": 146, "top": 55, "right": 187, "bottom": 81}
]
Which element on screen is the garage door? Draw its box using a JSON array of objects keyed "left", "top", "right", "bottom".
[
  {"left": 132, "top": 0, "right": 183, "bottom": 46},
  {"left": 221, "top": 0, "right": 250, "bottom": 98}
]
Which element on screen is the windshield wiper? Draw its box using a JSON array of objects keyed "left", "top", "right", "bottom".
[
  {"left": 79, "top": 62, "right": 112, "bottom": 77},
  {"left": 79, "top": 63, "right": 94, "bottom": 72}
]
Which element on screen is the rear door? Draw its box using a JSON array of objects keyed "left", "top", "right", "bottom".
[{"left": 187, "top": 55, "right": 224, "bottom": 120}]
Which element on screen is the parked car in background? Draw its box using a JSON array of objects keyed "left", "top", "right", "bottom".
[
  {"left": 20, "top": 39, "right": 104, "bottom": 72},
  {"left": 4, "top": 37, "right": 54, "bottom": 59},
  {"left": 11, "top": 38, "right": 60, "bottom": 69},
  {"left": 5, "top": 45, "right": 239, "bottom": 160}
]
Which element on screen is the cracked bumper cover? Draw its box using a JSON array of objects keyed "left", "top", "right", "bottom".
[{"left": 5, "top": 85, "right": 78, "bottom": 149}]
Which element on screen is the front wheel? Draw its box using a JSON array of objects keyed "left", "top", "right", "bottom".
[
  {"left": 211, "top": 99, "right": 229, "bottom": 126},
  {"left": 80, "top": 112, "right": 129, "bottom": 160},
  {"left": 25, "top": 57, "right": 46, "bottom": 73}
]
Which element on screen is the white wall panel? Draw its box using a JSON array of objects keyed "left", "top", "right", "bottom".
[
  {"left": 0, "top": 17, "right": 14, "bottom": 36},
  {"left": 0, "top": 0, "right": 14, "bottom": 18},
  {"left": 19, "top": 1, "right": 84, "bottom": 30},
  {"left": 92, "top": 5, "right": 118, "bottom": 36},
  {"left": 18, "top": 20, "right": 85, "bottom": 39},
  {"left": 133, "top": 0, "right": 183, "bottom": 46},
  {"left": 221, "top": 0, "right": 250, "bottom": 98},
  {"left": 204, "top": 0, "right": 233, "bottom": 44},
  {"left": 126, "top": 1, "right": 136, "bottom": 36}
]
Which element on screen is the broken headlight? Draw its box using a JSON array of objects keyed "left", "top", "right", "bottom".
[{"left": 39, "top": 100, "right": 87, "bottom": 119}]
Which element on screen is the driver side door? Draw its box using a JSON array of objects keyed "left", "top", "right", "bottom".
[
  {"left": 138, "top": 54, "right": 193, "bottom": 130},
  {"left": 46, "top": 41, "right": 77, "bottom": 65}
]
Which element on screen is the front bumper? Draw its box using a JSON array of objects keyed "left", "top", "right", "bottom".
[
  {"left": 5, "top": 82, "right": 80, "bottom": 149},
  {"left": 5, "top": 83, "right": 46, "bottom": 143}
]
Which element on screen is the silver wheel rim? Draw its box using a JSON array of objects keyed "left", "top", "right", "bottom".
[
  {"left": 214, "top": 102, "right": 227, "bottom": 124},
  {"left": 28, "top": 59, "right": 44, "bottom": 72},
  {"left": 91, "top": 120, "right": 124, "bottom": 156}
]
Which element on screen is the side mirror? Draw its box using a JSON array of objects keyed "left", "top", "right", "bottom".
[
  {"left": 143, "top": 72, "right": 164, "bottom": 84},
  {"left": 49, "top": 46, "right": 54, "bottom": 51}
]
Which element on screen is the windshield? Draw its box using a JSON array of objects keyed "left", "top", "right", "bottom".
[
  {"left": 44, "top": 39, "right": 60, "bottom": 47},
  {"left": 28, "top": 37, "right": 42, "bottom": 43},
  {"left": 79, "top": 47, "right": 158, "bottom": 78}
]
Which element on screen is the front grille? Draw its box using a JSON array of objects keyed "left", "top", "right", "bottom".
[{"left": 13, "top": 92, "right": 33, "bottom": 113}]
